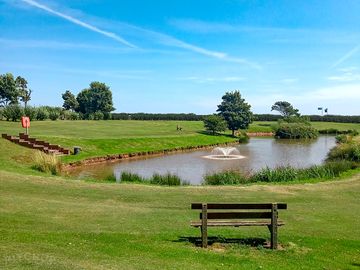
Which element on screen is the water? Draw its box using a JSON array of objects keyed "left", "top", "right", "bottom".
[{"left": 67, "top": 136, "right": 336, "bottom": 185}]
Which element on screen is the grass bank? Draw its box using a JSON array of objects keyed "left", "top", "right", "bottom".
[
  {"left": 0, "top": 120, "right": 237, "bottom": 164},
  {"left": 1, "top": 120, "right": 358, "bottom": 165},
  {"left": 1, "top": 170, "right": 359, "bottom": 269}
]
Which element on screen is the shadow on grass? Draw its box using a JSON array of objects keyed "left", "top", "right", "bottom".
[{"left": 174, "top": 236, "right": 267, "bottom": 248}]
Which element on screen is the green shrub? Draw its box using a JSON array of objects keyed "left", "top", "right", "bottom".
[
  {"left": 150, "top": 173, "right": 182, "bottom": 186},
  {"left": 327, "top": 142, "right": 360, "bottom": 162},
  {"left": 319, "top": 129, "right": 359, "bottom": 135},
  {"left": 69, "top": 111, "right": 80, "bottom": 120},
  {"left": 36, "top": 107, "right": 49, "bottom": 120},
  {"left": 32, "top": 151, "right": 62, "bottom": 175},
  {"left": 2, "top": 104, "right": 24, "bottom": 121},
  {"left": 274, "top": 122, "right": 318, "bottom": 139},
  {"left": 204, "top": 170, "right": 249, "bottom": 185},
  {"left": 93, "top": 111, "right": 104, "bottom": 120},
  {"left": 103, "top": 112, "right": 111, "bottom": 120},
  {"left": 24, "top": 106, "right": 37, "bottom": 120},
  {"left": 49, "top": 110, "right": 60, "bottom": 121},
  {"left": 237, "top": 131, "right": 249, "bottom": 143}
]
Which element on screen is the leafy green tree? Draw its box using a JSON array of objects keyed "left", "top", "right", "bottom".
[
  {"left": 62, "top": 90, "right": 78, "bottom": 111},
  {"left": 16, "top": 76, "right": 31, "bottom": 109},
  {"left": 0, "top": 73, "right": 18, "bottom": 106},
  {"left": 217, "top": 90, "right": 253, "bottom": 136},
  {"left": 203, "top": 114, "right": 227, "bottom": 135},
  {"left": 271, "top": 101, "right": 299, "bottom": 118},
  {"left": 76, "top": 82, "right": 115, "bottom": 117}
]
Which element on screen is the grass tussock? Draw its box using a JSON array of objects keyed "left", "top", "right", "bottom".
[
  {"left": 204, "top": 171, "right": 249, "bottom": 185},
  {"left": 32, "top": 151, "right": 62, "bottom": 175},
  {"left": 118, "top": 171, "right": 188, "bottom": 186},
  {"left": 204, "top": 161, "right": 358, "bottom": 185}
]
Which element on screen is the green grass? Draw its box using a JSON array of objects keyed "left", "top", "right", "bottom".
[
  {"left": 1, "top": 120, "right": 358, "bottom": 165},
  {"left": 0, "top": 170, "right": 359, "bottom": 269},
  {"left": 1, "top": 120, "right": 360, "bottom": 268},
  {"left": 0, "top": 120, "right": 237, "bottom": 163},
  {"left": 248, "top": 121, "right": 360, "bottom": 133}
]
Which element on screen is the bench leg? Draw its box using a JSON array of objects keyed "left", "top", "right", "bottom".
[
  {"left": 201, "top": 204, "right": 208, "bottom": 248},
  {"left": 271, "top": 204, "right": 278, "bottom": 249}
]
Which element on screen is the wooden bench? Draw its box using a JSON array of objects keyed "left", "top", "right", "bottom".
[{"left": 191, "top": 203, "right": 287, "bottom": 249}]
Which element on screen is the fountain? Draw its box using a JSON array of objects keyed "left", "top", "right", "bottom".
[{"left": 203, "top": 147, "right": 245, "bottom": 160}]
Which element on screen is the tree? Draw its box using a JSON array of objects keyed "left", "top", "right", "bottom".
[
  {"left": 62, "top": 90, "right": 78, "bottom": 111},
  {"left": 76, "top": 82, "right": 115, "bottom": 117},
  {"left": 271, "top": 101, "right": 299, "bottom": 118},
  {"left": 16, "top": 76, "right": 32, "bottom": 109},
  {"left": 0, "top": 73, "right": 18, "bottom": 106},
  {"left": 217, "top": 90, "right": 253, "bottom": 136},
  {"left": 203, "top": 114, "right": 227, "bottom": 135}
]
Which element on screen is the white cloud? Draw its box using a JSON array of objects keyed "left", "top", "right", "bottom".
[
  {"left": 327, "top": 67, "right": 360, "bottom": 82},
  {"left": 331, "top": 44, "right": 360, "bottom": 68},
  {"left": 17, "top": 1, "right": 260, "bottom": 69},
  {"left": 21, "top": 0, "right": 137, "bottom": 48}
]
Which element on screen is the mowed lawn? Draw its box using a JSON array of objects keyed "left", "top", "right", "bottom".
[
  {"left": 0, "top": 120, "right": 237, "bottom": 163},
  {"left": 0, "top": 170, "right": 359, "bottom": 269},
  {"left": 0, "top": 120, "right": 360, "bottom": 269},
  {"left": 1, "top": 120, "right": 359, "bottom": 163}
]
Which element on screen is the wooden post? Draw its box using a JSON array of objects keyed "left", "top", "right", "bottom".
[
  {"left": 271, "top": 203, "right": 278, "bottom": 249},
  {"left": 201, "top": 203, "right": 208, "bottom": 248}
]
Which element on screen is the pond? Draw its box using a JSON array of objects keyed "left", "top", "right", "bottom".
[{"left": 67, "top": 136, "right": 336, "bottom": 185}]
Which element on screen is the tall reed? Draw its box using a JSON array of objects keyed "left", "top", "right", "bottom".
[{"left": 33, "top": 151, "right": 62, "bottom": 175}]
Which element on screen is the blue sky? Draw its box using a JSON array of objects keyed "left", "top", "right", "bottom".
[{"left": 1, "top": 0, "right": 359, "bottom": 115}]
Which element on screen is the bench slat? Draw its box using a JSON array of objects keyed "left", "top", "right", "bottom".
[
  {"left": 192, "top": 203, "right": 287, "bottom": 210},
  {"left": 200, "top": 211, "right": 272, "bottom": 219},
  {"left": 191, "top": 221, "right": 285, "bottom": 227}
]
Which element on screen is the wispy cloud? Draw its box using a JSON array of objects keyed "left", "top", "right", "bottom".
[
  {"left": 20, "top": 0, "right": 137, "bottom": 48},
  {"left": 15, "top": 1, "right": 260, "bottom": 69},
  {"left": 331, "top": 44, "right": 360, "bottom": 68},
  {"left": 327, "top": 67, "right": 360, "bottom": 82},
  {"left": 116, "top": 24, "right": 261, "bottom": 69}
]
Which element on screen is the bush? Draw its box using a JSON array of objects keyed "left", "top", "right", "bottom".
[
  {"left": 36, "top": 107, "right": 49, "bottom": 120},
  {"left": 274, "top": 122, "right": 318, "bottom": 139},
  {"left": 32, "top": 151, "right": 62, "bottom": 175},
  {"left": 49, "top": 110, "right": 60, "bottom": 121},
  {"left": 204, "top": 171, "right": 249, "bottom": 185},
  {"left": 103, "top": 112, "right": 111, "bottom": 120},
  {"left": 327, "top": 141, "right": 360, "bottom": 162},
  {"left": 24, "top": 106, "right": 37, "bottom": 120},
  {"left": 2, "top": 104, "right": 24, "bottom": 121},
  {"left": 237, "top": 131, "right": 249, "bottom": 143},
  {"left": 93, "top": 111, "right": 104, "bottom": 120},
  {"left": 319, "top": 129, "right": 359, "bottom": 135}
]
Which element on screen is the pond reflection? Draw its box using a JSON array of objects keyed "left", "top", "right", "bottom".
[{"left": 67, "top": 136, "right": 336, "bottom": 185}]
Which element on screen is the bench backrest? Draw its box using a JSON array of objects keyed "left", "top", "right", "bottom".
[{"left": 191, "top": 203, "right": 287, "bottom": 220}]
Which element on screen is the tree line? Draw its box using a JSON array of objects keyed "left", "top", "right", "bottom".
[{"left": 1, "top": 72, "right": 359, "bottom": 123}]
